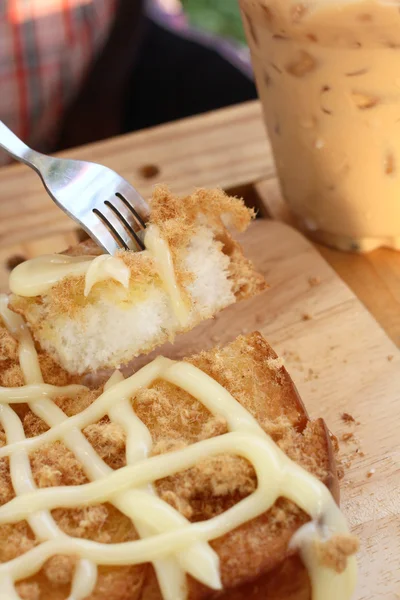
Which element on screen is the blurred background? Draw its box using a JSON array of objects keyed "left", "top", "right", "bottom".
[
  {"left": 0, "top": 0, "right": 257, "bottom": 166},
  {"left": 123, "top": 0, "right": 256, "bottom": 136},
  {"left": 173, "top": 0, "right": 246, "bottom": 44}
]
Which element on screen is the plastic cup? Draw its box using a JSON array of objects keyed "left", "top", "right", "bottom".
[{"left": 240, "top": 0, "right": 400, "bottom": 251}]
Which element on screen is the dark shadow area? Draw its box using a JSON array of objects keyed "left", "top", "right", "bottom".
[
  {"left": 123, "top": 18, "right": 257, "bottom": 133},
  {"left": 57, "top": 1, "right": 256, "bottom": 150}
]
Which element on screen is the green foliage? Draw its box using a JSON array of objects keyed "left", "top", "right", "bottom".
[{"left": 181, "top": 0, "right": 246, "bottom": 43}]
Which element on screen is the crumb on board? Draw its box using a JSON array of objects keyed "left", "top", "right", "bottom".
[
  {"left": 367, "top": 468, "right": 375, "bottom": 478},
  {"left": 336, "top": 465, "right": 345, "bottom": 480},
  {"left": 341, "top": 412, "right": 355, "bottom": 423},
  {"left": 305, "top": 368, "right": 319, "bottom": 381},
  {"left": 336, "top": 459, "right": 345, "bottom": 480},
  {"left": 210, "top": 335, "right": 220, "bottom": 344},
  {"left": 308, "top": 276, "right": 321, "bottom": 287},
  {"left": 338, "top": 423, "right": 365, "bottom": 474},
  {"left": 339, "top": 443, "right": 365, "bottom": 472},
  {"left": 282, "top": 350, "right": 302, "bottom": 363},
  {"left": 282, "top": 350, "right": 304, "bottom": 372},
  {"left": 302, "top": 313, "right": 312, "bottom": 321},
  {"left": 387, "top": 355, "right": 394, "bottom": 362}
]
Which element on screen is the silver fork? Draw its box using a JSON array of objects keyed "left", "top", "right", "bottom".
[{"left": 0, "top": 121, "right": 151, "bottom": 254}]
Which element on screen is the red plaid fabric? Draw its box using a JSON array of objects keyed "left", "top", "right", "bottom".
[{"left": 0, "top": 0, "right": 117, "bottom": 165}]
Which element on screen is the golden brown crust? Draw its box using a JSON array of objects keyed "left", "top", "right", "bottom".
[
  {"left": 0, "top": 328, "right": 339, "bottom": 600},
  {"left": 214, "top": 229, "right": 267, "bottom": 300}
]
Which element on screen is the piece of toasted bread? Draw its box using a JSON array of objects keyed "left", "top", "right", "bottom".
[
  {"left": 0, "top": 328, "right": 346, "bottom": 600},
  {"left": 9, "top": 187, "right": 266, "bottom": 375}
]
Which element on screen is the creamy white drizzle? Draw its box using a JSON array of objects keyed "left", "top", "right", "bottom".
[
  {"left": 0, "top": 296, "right": 357, "bottom": 600},
  {"left": 0, "top": 295, "right": 98, "bottom": 600},
  {"left": 8, "top": 226, "right": 191, "bottom": 326},
  {"left": 0, "top": 299, "right": 217, "bottom": 600},
  {"left": 9, "top": 254, "right": 130, "bottom": 298},
  {"left": 83, "top": 255, "right": 130, "bottom": 297},
  {"left": 144, "top": 224, "right": 191, "bottom": 327}
]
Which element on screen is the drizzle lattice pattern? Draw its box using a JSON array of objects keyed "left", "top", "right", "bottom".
[
  {"left": 0, "top": 298, "right": 275, "bottom": 600},
  {"left": 0, "top": 297, "right": 351, "bottom": 600}
]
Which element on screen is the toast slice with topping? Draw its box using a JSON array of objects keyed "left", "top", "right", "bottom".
[
  {"left": 9, "top": 187, "right": 266, "bottom": 375},
  {"left": 0, "top": 326, "right": 357, "bottom": 600}
]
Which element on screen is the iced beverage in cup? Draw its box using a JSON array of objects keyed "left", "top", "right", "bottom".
[{"left": 240, "top": 0, "right": 400, "bottom": 251}]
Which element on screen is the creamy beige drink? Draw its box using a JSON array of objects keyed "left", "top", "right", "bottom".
[{"left": 240, "top": 0, "right": 400, "bottom": 251}]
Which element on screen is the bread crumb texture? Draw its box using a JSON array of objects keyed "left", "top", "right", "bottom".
[
  {"left": 9, "top": 187, "right": 266, "bottom": 374},
  {"left": 315, "top": 535, "right": 359, "bottom": 574},
  {"left": 0, "top": 321, "right": 354, "bottom": 600}
]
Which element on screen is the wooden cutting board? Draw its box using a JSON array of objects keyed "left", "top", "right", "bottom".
[{"left": 133, "top": 218, "right": 400, "bottom": 600}]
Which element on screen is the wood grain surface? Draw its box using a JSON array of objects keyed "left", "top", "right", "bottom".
[
  {"left": 133, "top": 219, "right": 399, "bottom": 600},
  {"left": 0, "top": 100, "right": 400, "bottom": 348}
]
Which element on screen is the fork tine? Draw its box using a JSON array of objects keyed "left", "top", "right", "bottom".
[
  {"left": 76, "top": 209, "right": 122, "bottom": 255},
  {"left": 114, "top": 183, "right": 151, "bottom": 222},
  {"left": 93, "top": 209, "right": 130, "bottom": 251},
  {"left": 101, "top": 203, "right": 140, "bottom": 251},
  {"left": 104, "top": 201, "right": 145, "bottom": 250},
  {"left": 115, "top": 192, "right": 147, "bottom": 230}
]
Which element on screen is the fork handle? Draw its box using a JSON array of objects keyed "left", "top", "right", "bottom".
[{"left": 0, "top": 121, "right": 43, "bottom": 171}]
